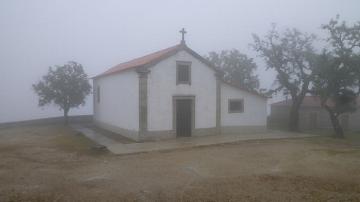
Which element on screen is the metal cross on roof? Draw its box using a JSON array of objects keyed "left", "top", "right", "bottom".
[{"left": 179, "top": 28, "right": 187, "bottom": 44}]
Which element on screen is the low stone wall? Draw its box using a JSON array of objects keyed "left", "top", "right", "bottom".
[
  {"left": 92, "top": 122, "right": 267, "bottom": 142},
  {"left": 0, "top": 115, "right": 93, "bottom": 128}
]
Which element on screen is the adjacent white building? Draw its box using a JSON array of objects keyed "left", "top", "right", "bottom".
[{"left": 93, "top": 40, "right": 267, "bottom": 141}]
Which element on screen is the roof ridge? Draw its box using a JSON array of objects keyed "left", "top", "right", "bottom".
[
  {"left": 93, "top": 43, "right": 182, "bottom": 78},
  {"left": 221, "top": 80, "right": 267, "bottom": 99},
  {"left": 92, "top": 43, "right": 270, "bottom": 99},
  {"left": 120, "top": 44, "right": 181, "bottom": 65}
]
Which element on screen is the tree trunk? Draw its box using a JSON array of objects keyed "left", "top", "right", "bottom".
[
  {"left": 323, "top": 104, "right": 344, "bottom": 138},
  {"left": 328, "top": 111, "right": 344, "bottom": 138},
  {"left": 288, "top": 99, "right": 302, "bottom": 132},
  {"left": 289, "top": 106, "right": 299, "bottom": 131},
  {"left": 63, "top": 108, "right": 69, "bottom": 125}
]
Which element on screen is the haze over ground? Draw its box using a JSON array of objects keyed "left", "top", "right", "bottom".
[{"left": 1, "top": 0, "right": 359, "bottom": 123}]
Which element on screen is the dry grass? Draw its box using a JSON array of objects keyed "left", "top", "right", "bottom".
[
  {"left": 52, "top": 128, "right": 108, "bottom": 155},
  {"left": 5, "top": 175, "right": 358, "bottom": 202},
  {"left": 0, "top": 125, "right": 360, "bottom": 201}
]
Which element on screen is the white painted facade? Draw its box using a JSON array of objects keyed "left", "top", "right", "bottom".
[
  {"left": 221, "top": 83, "right": 267, "bottom": 126},
  {"left": 93, "top": 71, "right": 139, "bottom": 134},
  {"left": 148, "top": 50, "right": 216, "bottom": 131},
  {"left": 93, "top": 45, "right": 267, "bottom": 141}
]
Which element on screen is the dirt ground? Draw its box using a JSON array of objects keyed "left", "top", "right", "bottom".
[{"left": 0, "top": 125, "right": 359, "bottom": 202}]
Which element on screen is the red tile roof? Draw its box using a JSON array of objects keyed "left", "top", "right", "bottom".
[
  {"left": 93, "top": 43, "right": 267, "bottom": 99},
  {"left": 93, "top": 44, "right": 182, "bottom": 78},
  {"left": 272, "top": 96, "right": 360, "bottom": 107},
  {"left": 221, "top": 80, "right": 268, "bottom": 99}
]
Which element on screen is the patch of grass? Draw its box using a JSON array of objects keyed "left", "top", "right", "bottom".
[
  {"left": 52, "top": 127, "right": 108, "bottom": 155},
  {"left": 312, "top": 148, "right": 360, "bottom": 157},
  {"left": 0, "top": 145, "right": 19, "bottom": 153},
  {"left": 5, "top": 190, "right": 61, "bottom": 202},
  {"left": 303, "top": 130, "right": 360, "bottom": 158},
  {"left": 178, "top": 175, "right": 360, "bottom": 202},
  {"left": 344, "top": 132, "right": 360, "bottom": 145},
  {"left": 53, "top": 132, "right": 92, "bottom": 150},
  {"left": 303, "top": 129, "right": 360, "bottom": 146},
  {"left": 3, "top": 174, "right": 360, "bottom": 202},
  {"left": 305, "top": 129, "right": 334, "bottom": 136},
  {"left": 325, "top": 149, "right": 360, "bottom": 156}
]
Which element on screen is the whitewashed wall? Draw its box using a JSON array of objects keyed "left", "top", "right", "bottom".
[
  {"left": 221, "top": 83, "right": 267, "bottom": 126},
  {"left": 93, "top": 70, "right": 139, "bottom": 131},
  {"left": 147, "top": 50, "right": 217, "bottom": 131}
]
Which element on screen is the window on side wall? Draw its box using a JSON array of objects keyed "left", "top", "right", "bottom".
[
  {"left": 176, "top": 61, "right": 191, "bottom": 85},
  {"left": 97, "top": 86, "right": 100, "bottom": 103},
  {"left": 228, "top": 99, "right": 244, "bottom": 113}
]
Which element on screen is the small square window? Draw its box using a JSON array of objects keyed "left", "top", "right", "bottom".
[
  {"left": 176, "top": 61, "right": 191, "bottom": 85},
  {"left": 228, "top": 99, "right": 244, "bottom": 113}
]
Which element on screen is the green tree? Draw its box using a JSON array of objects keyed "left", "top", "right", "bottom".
[
  {"left": 312, "top": 16, "right": 360, "bottom": 138},
  {"left": 252, "top": 26, "right": 317, "bottom": 131},
  {"left": 205, "top": 49, "right": 259, "bottom": 91},
  {"left": 33, "top": 61, "right": 92, "bottom": 124}
]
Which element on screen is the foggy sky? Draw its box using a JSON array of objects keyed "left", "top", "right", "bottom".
[{"left": 1, "top": 0, "right": 359, "bottom": 123}]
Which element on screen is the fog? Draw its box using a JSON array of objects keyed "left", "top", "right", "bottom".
[{"left": 0, "top": 0, "right": 359, "bottom": 123}]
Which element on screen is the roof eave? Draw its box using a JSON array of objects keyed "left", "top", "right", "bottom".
[
  {"left": 221, "top": 80, "right": 268, "bottom": 99},
  {"left": 92, "top": 44, "right": 184, "bottom": 79}
]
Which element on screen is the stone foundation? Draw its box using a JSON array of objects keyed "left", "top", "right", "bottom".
[
  {"left": 94, "top": 120, "right": 266, "bottom": 142},
  {"left": 220, "top": 125, "right": 267, "bottom": 135}
]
